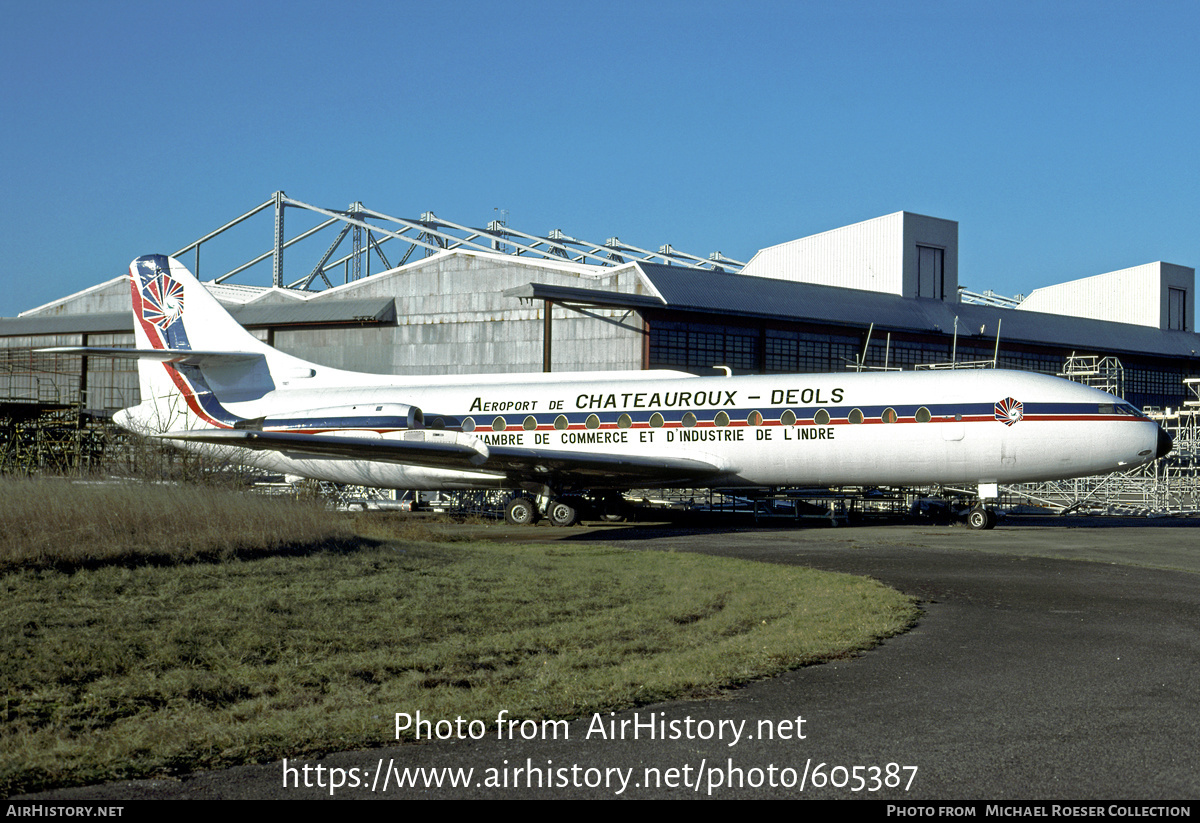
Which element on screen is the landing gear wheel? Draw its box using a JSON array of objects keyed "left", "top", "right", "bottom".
[
  {"left": 967, "top": 505, "right": 996, "bottom": 530},
  {"left": 547, "top": 500, "right": 579, "bottom": 527},
  {"left": 504, "top": 496, "right": 539, "bottom": 526}
]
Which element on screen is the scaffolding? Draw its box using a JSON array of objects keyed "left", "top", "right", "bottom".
[
  {"left": 0, "top": 349, "right": 81, "bottom": 406},
  {"left": 168, "top": 191, "right": 744, "bottom": 292},
  {"left": 1058, "top": 353, "right": 1125, "bottom": 398},
  {"left": 1002, "top": 375, "right": 1200, "bottom": 515}
]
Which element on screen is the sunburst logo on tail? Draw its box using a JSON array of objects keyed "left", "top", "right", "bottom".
[
  {"left": 141, "top": 271, "right": 185, "bottom": 331},
  {"left": 994, "top": 397, "right": 1023, "bottom": 426}
]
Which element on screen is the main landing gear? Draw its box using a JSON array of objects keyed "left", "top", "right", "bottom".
[
  {"left": 503, "top": 494, "right": 580, "bottom": 527},
  {"left": 546, "top": 499, "right": 580, "bottom": 527},
  {"left": 503, "top": 490, "right": 617, "bottom": 527},
  {"left": 503, "top": 496, "right": 540, "bottom": 526}
]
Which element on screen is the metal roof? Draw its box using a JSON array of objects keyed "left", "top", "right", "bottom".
[
  {"left": 633, "top": 263, "right": 1199, "bottom": 360},
  {"left": 0, "top": 312, "right": 135, "bottom": 337},
  {"left": 0, "top": 298, "right": 396, "bottom": 337},
  {"left": 232, "top": 297, "right": 395, "bottom": 327},
  {"left": 503, "top": 282, "right": 666, "bottom": 311}
]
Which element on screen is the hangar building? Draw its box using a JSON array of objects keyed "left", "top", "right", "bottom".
[
  {"left": 2, "top": 197, "right": 1197, "bottom": 511},
  {"left": 4, "top": 205, "right": 1193, "bottom": 419}
]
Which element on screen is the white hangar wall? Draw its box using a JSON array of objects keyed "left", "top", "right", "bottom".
[
  {"left": 739, "top": 211, "right": 959, "bottom": 300},
  {"left": 18, "top": 276, "right": 129, "bottom": 317},
  {"left": 1015, "top": 262, "right": 1194, "bottom": 331},
  {"left": 270, "top": 251, "right": 646, "bottom": 376}
]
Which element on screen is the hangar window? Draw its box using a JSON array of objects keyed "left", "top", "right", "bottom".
[
  {"left": 780, "top": 409, "right": 797, "bottom": 426},
  {"left": 881, "top": 408, "right": 898, "bottom": 424},
  {"left": 523, "top": 415, "right": 537, "bottom": 431},
  {"left": 813, "top": 409, "right": 830, "bottom": 426},
  {"left": 682, "top": 412, "right": 697, "bottom": 428},
  {"left": 462, "top": 417, "right": 476, "bottom": 432},
  {"left": 915, "top": 406, "right": 932, "bottom": 423},
  {"left": 650, "top": 412, "right": 665, "bottom": 428},
  {"left": 585, "top": 414, "right": 601, "bottom": 430},
  {"left": 714, "top": 411, "right": 730, "bottom": 427},
  {"left": 618, "top": 413, "right": 632, "bottom": 429},
  {"left": 747, "top": 410, "right": 763, "bottom": 426},
  {"left": 492, "top": 416, "right": 507, "bottom": 432},
  {"left": 848, "top": 409, "right": 864, "bottom": 425},
  {"left": 554, "top": 414, "right": 569, "bottom": 430}
]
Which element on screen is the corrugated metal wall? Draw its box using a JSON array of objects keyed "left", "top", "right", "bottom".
[
  {"left": 1017, "top": 262, "right": 1195, "bottom": 330},
  {"left": 273, "top": 252, "right": 644, "bottom": 376},
  {"left": 740, "top": 212, "right": 905, "bottom": 293}
]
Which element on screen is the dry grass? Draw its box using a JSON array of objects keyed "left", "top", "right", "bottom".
[{"left": 0, "top": 476, "right": 354, "bottom": 571}]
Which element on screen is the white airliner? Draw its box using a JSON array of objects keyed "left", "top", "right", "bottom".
[{"left": 46, "top": 255, "right": 1171, "bottom": 529}]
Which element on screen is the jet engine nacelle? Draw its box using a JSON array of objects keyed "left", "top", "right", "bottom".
[{"left": 243, "top": 402, "right": 424, "bottom": 433}]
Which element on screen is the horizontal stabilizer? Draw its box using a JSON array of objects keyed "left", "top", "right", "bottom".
[{"left": 37, "top": 346, "right": 264, "bottom": 366}]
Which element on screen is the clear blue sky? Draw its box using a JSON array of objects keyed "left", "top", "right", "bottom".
[{"left": 2, "top": 0, "right": 1197, "bottom": 317}]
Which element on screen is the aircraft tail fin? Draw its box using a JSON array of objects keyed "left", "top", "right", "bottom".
[
  {"left": 127, "top": 254, "right": 279, "bottom": 357},
  {"left": 43, "top": 255, "right": 311, "bottom": 433},
  {"left": 122, "top": 254, "right": 292, "bottom": 431}
]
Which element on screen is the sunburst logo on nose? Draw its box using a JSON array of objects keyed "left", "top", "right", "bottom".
[{"left": 141, "top": 272, "right": 185, "bottom": 330}]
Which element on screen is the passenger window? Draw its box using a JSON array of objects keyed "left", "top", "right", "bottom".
[
  {"left": 848, "top": 409, "right": 864, "bottom": 425},
  {"left": 813, "top": 409, "right": 830, "bottom": 426},
  {"left": 492, "top": 416, "right": 506, "bottom": 432},
  {"left": 780, "top": 409, "right": 797, "bottom": 426},
  {"left": 682, "top": 412, "right": 697, "bottom": 427},
  {"left": 882, "top": 408, "right": 897, "bottom": 424},
  {"left": 747, "top": 411, "right": 762, "bottom": 426},
  {"left": 462, "top": 417, "right": 475, "bottom": 432},
  {"left": 523, "top": 415, "right": 537, "bottom": 431},
  {"left": 618, "top": 413, "right": 632, "bottom": 429},
  {"left": 650, "top": 412, "right": 664, "bottom": 428},
  {"left": 915, "top": 407, "right": 932, "bottom": 423},
  {"left": 714, "top": 411, "right": 730, "bottom": 427},
  {"left": 430, "top": 417, "right": 445, "bottom": 430},
  {"left": 585, "top": 414, "right": 600, "bottom": 430},
  {"left": 554, "top": 414, "right": 569, "bottom": 430}
]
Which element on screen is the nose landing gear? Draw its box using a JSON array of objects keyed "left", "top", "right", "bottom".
[
  {"left": 967, "top": 504, "right": 998, "bottom": 530},
  {"left": 967, "top": 482, "right": 1000, "bottom": 530}
]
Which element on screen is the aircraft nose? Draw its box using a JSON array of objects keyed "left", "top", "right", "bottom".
[{"left": 1156, "top": 424, "right": 1173, "bottom": 459}]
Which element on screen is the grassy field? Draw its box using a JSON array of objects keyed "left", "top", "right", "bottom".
[{"left": 0, "top": 478, "right": 919, "bottom": 795}]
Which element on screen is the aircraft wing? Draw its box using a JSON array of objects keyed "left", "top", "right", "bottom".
[{"left": 161, "top": 429, "right": 725, "bottom": 487}]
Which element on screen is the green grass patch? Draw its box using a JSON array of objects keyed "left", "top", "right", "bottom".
[{"left": 0, "top": 480, "right": 919, "bottom": 796}]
